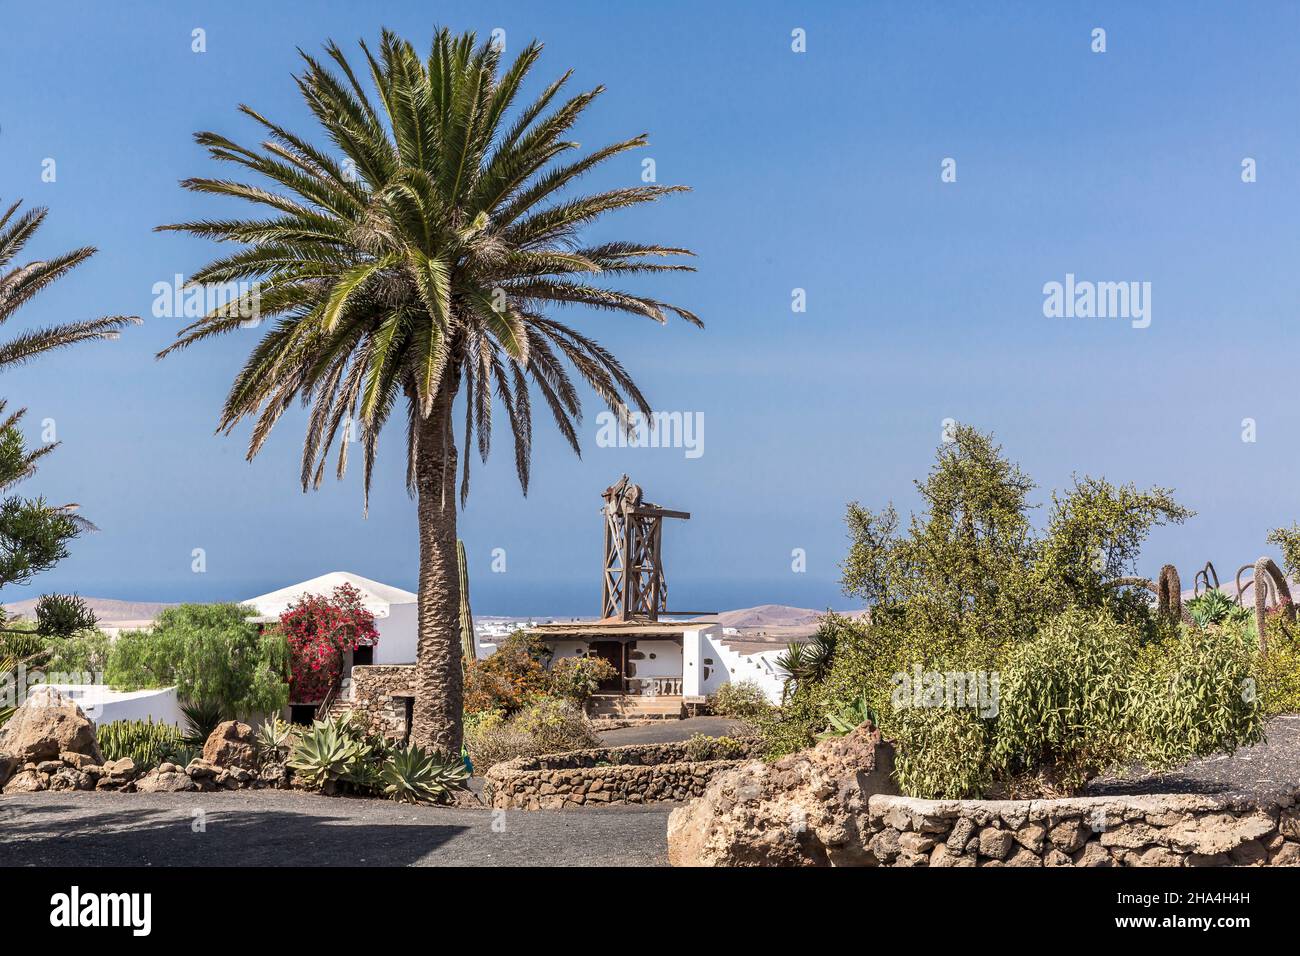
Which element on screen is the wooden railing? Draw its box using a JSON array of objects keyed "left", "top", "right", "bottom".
[
  {"left": 315, "top": 677, "right": 342, "bottom": 720},
  {"left": 631, "top": 677, "right": 683, "bottom": 697}
]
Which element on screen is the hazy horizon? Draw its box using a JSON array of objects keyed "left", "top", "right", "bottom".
[{"left": 3, "top": 2, "right": 1299, "bottom": 616}]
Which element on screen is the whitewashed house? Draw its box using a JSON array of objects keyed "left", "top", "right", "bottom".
[{"left": 242, "top": 571, "right": 423, "bottom": 667}]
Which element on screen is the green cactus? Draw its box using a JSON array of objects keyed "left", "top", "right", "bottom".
[{"left": 457, "top": 539, "right": 475, "bottom": 671}]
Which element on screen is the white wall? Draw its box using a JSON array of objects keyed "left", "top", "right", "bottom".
[
  {"left": 683, "top": 626, "right": 785, "bottom": 703},
  {"left": 374, "top": 602, "right": 418, "bottom": 665},
  {"left": 46, "top": 684, "right": 185, "bottom": 727},
  {"left": 481, "top": 626, "right": 786, "bottom": 704}
]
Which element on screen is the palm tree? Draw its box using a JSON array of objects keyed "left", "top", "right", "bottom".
[
  {"left": 157, "top": 28, "right": 700, "bottom": 753},
  {"left": 0, "top": 199, "right": 138, "bottom": 368},
  {"left": 0, "top": 199, "right": 137, "bottom": 640}
]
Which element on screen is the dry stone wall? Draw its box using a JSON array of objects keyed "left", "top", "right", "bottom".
[
  {"left": 484, "top": 739, "right": 762, "bottom": 810},
  {"left": 665, "top": 724, "right": 1300, "bottom": 867},
  {"left": 348, "top": 664, "right": 415, "bottom": 740},
  {"left": 866, "top": 792, "right": 1300, "bottom": 867}
]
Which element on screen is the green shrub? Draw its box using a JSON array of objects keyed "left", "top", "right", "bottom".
[
  {"left": 891, "top": 705, "right": 993, "bottom": 799},
  {"left": 753, "top": 428, "right": 1274, "bottom": 798},
  {"left": 463, "top": 629, "right": 550, "bottom": 714},
  {"left": 42, "top": 630, "right": 111, "bottom": 677},
  {"left": 97, "top": 719, "right": 190, "bottom": 771},
  {"left": 1255, "top": 617, "right": 1300, "bottom": 717},
  {"left": 464, "top": 697, "right": 599, "bottom": 773},
  {"left": 514, "top": 697, "right": 600, "bottom": 753},
  {"left": 708, "top": 680, "right": 771, "bottom": 719},
  {"left": 465, "top": 711, "right": 537, "bottom": 772},
  {"left": 1131, "top": 625, "right": 1263, "bottom": 770},
  {"left": 547, "top": 655, "right": 618, "bottom": 708},
  {"left": 683, "top": 733, "right": 748, "bottom": 762},
  {"left": 991, "top": 610, "right": 1136, "bottom": 793},
  {"left": 106, "top": 604, "right": 289, "bottom": 717}
]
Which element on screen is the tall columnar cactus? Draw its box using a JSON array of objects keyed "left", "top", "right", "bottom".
[
  {"left": 1157, "top": 564, "right": 1183, "bottom": 623},
  {"left": 457, "top": 539, "right": 475, "bottom": 671},
  {"left": 1105, "top": 566, "right": 1191, "bottom": 625}
]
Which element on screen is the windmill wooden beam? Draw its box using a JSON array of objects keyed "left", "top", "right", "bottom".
[{"left": 600, "top": 475, "right": 689, "bottom": 622}]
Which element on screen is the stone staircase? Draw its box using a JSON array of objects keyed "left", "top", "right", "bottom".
[
  {"left": 588, "top": 694, "right": 685, "bottom": 720},
  {"left": 324, "top": 697, "right": 353, "bottom": 720}
]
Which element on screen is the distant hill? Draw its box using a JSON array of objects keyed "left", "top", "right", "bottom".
[
  {"left": 703, "top": 604, "right": 824, "bottom": 628},
  {"left": 3, "top": 596, "right": 178, "bottom": 624}
]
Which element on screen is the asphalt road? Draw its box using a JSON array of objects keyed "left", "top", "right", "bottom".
[
  {"left": 0, "top": 790, "right": 673, "bottom": 867},
  {"left": 597, "top": 716, "right": 754, "bottom": 746}
]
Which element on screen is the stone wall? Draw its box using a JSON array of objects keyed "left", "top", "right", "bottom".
[
  {"left": 348, "top": 665, "right": 415, "bottom": 741},
  {"left": 864, "top": 792, "right": 1300, "bottom": 867},
  {"left": 666, "top": 726, "right": 1300, "bottom": 867},
  {"left": 484, "top": 739, "right": 763, "bottom": 810}
]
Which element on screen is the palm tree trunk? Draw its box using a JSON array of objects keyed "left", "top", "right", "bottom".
[{"left": 410, "top": 384, "right": 463, "bottom": 754}]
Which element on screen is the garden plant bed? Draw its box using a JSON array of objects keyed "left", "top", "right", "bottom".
[{"left": 483, "top": 738, "right": 763, "bottom": 810}]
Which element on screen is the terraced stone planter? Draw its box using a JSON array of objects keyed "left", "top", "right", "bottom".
[
  {"left": 666, "top": 724, "right": 1300, "bottom": 866},
  {"left": 483, "top": 739, "right": 763, "bottom": 810}
]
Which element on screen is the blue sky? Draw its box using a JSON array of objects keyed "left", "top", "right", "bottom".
[{"left": 1, "top": 1, "right": 1299, "bottom": 614}]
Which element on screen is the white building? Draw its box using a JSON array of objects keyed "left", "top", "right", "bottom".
[
  {"left": 533, "top": 618, "right": 786, "bottom": 717},
  {"left": 242, "top": 570, "right": 785, "bottom": 719},
  {"left": 242, "top": 570, "right": 495, "bottom": 680},
  {"left": 242, "top": 571, "right": 424, "bottom": 667}
]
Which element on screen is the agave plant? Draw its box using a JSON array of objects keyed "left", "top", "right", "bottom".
[
  {"left": 381, "top": 745, "right": 468, "bottom": 804},
  {"left": 1187, "top": 589, "right": 1251, "bottom": 629},
  {"left": 286, "top": 718, "right": 362, "bottom": 791},
  {"left": 256, "top": 714, "right": 296, "bottom": 761},
  {"left": 819, "top": 692, "right": 879, "bottom": 740}
]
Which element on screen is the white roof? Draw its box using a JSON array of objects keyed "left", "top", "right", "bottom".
[{"left": 241, "top": 571, "right": 416, "bottom": 619}]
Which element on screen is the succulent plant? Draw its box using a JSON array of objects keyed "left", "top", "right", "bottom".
[
  {"left": 286, "top": 718, "right": 361, "bottom": 791},
  {"left": 380, "top": 745, "right": 468, "bottom": 804}
]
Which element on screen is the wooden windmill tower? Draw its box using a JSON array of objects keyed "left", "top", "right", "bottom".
[{"left": 600, "top": 475, "right": 690, "bottom": 621}]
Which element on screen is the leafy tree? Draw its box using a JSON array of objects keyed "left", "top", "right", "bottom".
[
  {"left": 107, "top": 603, "right": 289, "bottom": 716},
  {"left": 1266, "top": 524, "right": 1300, "bottom": 580},
  {"left": 156, "top": 28, "right": 699, "bottom": 752},
  {"left": 842, "top": 424, "right": 1191, "bottom": 652}
]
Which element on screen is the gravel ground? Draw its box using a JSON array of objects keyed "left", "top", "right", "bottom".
[
  {"left": 0, "top": 790, "right": 673, "bottom": 867},
  {"left": 597, "top": 716, "right": 754, "bottom": 746},
  {"left": 1087, "top": 715, "right": 1300, "bottom": 801}
]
